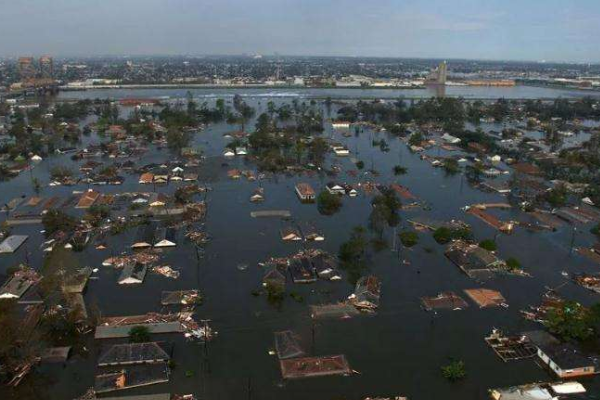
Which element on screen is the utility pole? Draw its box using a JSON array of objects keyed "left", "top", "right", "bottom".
[
  {"left": 201, "top": 319, "right": 212, "bottom": 356},
  {"left": 311, "top": 320, "right": 316, "bottom": 354},
  {"left": 247, "top": 377, "right": 252, "bottom": 400}
]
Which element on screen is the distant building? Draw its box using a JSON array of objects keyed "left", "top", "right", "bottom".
[
  {"left": 425, "top": 61, "right": 447, "bottom": 85},
  {"left": 39, "top": 56, "right": 54, "bottom": 78},
  {"left": 18, "top": 57, "right": 36, "bottom": 80}
]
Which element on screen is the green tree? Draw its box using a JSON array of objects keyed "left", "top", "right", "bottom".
[
  {"left": 42, "top": 209, "right": 78, "bottom": 236},
  {"left": 506, "top": 257, "right": 522, "bottom": 271},
  {"left": 408, "top": 132, "right": 424, "bottom": 147},
  {"left": 393, "top": 165, "right": 407, "bottom": 175},
  {"left": 308, "top": 137, "right": 329, "bottom": 166},
  {"left": 441, "top": 360, "right": 466, "bottom": 381},
  {"left": 399, "top": 231, "right": 419, "bottom": 247},
  {"left": 546, "top": 301, "right": 595, "bottom": 341},
  {"left": 166, "top": 128, "right": 191, "bottom": 152},
  {"left": 478, "top": 239, "right": 497, "bottom": 252},
  {"left": 433, "top": 226, "right": 472, "bottom": 244},
  {"left": 371, "top": 188, "right": 401, "bottom": 228},
  {"left": 129, "top": 326, "right": 152, "bottom": 343},
  {"left": 547, "top": 184, "right": 567, "bottom": 208},
  {"left": 339, "top": 226, "right": 368, "bottom": 284},
  {"left": 443, "top": 158, "right": 460, "bottom": 175},
  {"left": 317, "top": 190, "right": 342, "bottom": 215}
]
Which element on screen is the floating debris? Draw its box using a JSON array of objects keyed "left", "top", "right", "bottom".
[{"left": 153, "top": 265, "right": 180, "bottom": 279}]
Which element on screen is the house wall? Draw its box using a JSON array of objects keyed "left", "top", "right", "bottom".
[{"left": 537, "top": 348, "right": 595, "bottom": 378}]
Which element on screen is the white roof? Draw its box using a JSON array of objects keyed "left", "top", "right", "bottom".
[
  {"left": 0, "top": 235, "right": 28, "bottom": 253},
  {"left": 550, "top": 381, "right": 586, "bottom": 394}
]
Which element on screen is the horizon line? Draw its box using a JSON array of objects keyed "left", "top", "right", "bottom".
[{"left": 1, "top": 53, "right": 599, "bottom": 66}]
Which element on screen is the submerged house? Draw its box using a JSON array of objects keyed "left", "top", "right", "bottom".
[
  {"left": 525, "top": 331, "right": 598, "bottom": 379},
  {"left": 281, "top": 226, "right": 302, "bottom": 241},
  {"left": 153, "top": 228, "right": 176, "bottom": 248},
  {"left": 295, "top": 183, "right": 316, "bottom": 202},
  {"left": 311, "top": 253, "right": 339, "bottom": 280},
  {"left": 0, "top": 235, "right": 28, "bottom": 254},
  {"left": 349, "top": 276, "right": 381, "bottom": 311},
  {"left": 139, "top": 172, "right": 154, "bottom": 184},
  {"left": 332, "top": 145, "right": 350, "bottom": 156},
  {"left": 94, "top": 363, "right": 170, "bottom": 394},
  {"left": 489, "top": 381, "right": 587, "bottom": 400},
  {"left": 263, "top": 264, "right": 286, "bottom": 289},
  {"left": 0, "top": 269, "right": 38, "bottom": 299},
  {"left": 274, "top": 330, "right": 305, "bottom": 360},
  {"left": 326, "top": 182, "right": 346, "bottom": 196},
  {"left": 97, "top": 342, "right": 172, "bottom": 367},
  {"left": 132, "top": 224, "right": 156, "bottom": 249},
  {"left": 288, "top": 257, "right": 317, "bottom": 283},
  {"left": 300, "top": 223, "right": 325, "bottom": 241},
  {"left": 118, "top": 262, "right": 148, "bottom": 285},
  {"left": 75, "top": 190, "right": 101, "bottom": 209},
  {"left": 148, "top": 193, "right": 169, "bottom": 208},
  {"left": 441, "top": 133, "right": 461, "bottom": 144},
  {"left": 445, "top": 240, "right": 504, "bottom": 279}
]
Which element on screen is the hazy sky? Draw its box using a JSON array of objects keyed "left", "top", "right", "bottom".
[{"left": 1, "top": 0, "right": 599, "bottom": 62}]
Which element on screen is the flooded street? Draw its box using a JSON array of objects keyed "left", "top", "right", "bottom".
[{"left": 1, "top": 87, "right": 600, "bottom": 400}]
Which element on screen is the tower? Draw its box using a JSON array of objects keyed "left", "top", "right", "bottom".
[
  {"left": 425, "top": 61, "right": 447, "bottom": 85},
  {"left": 18, "top": 57, "right": 35, "bottom": 80},
  {"left": 39, "top": 56, "right": 54, "bottom": 78},
  {"left": 437, "top": 61, "right": 447, "bottom": 85}
]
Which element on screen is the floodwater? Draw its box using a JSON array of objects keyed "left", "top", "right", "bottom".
[
  {"left": 1, "top": 89, "right": 600, "bottom": 400},
  {"left": 57, "top": 84, "right": 600, "bottom": 102}
]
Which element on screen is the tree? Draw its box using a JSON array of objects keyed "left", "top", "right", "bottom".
[
  {"left": 32, "top": 177, "right": 42, "bottom": 194},
  {"left": 393, "top": 165, "right": 407, "bottom": 175},
  {"left": 308, "top": 137, "right": 329, "bottom": 166},
  {"left": 371, "top": 188, "right": 401, "bottom": 228},
  {"left": 166, "top": 128, "right": 190, "bottom": 152},
  {"left": 50, "top": 166, "right": 74, "bottom": 180},
  {"left": 547, "top": 184, "right": 567, "bottom": 208},
  {"left": 339, "top": 226, "right": 368, "bottom": 284},
  {"left": 399, "top": 231, "right": 419, "bottom": 247},
  {"left": 546, "top": 301, "right": 596, "bottom": 341},
  {"left": 433, "top": 226, "right": 472, "bottom": 244},
  {"left": 129, "top": 326, "right": 151, "bottom": 343},
  {"left": 368, "top": 206, "right": 388, "bottom": 238},
  {"left": 408, "top": 132, "right": 424, "bottom": 147},
  {"left": 506, "top": 257, "right": 521, "bottom": 271},
  {"left": 465, "top": 162, "right": 484, "bottom": 182},
  {"left": 239, "top": 103, "right": 256, "bottom": 131},
  {"left": 294, "top": 140, "right": 306, "bottom": 164},
  {"left": 265, "top": 281, "right": 285, "bottom": 306},
  {"left": 267, "top": 101, "right": 276, "bottom": 117},
  {"left": 186, "top": 91, "right": 196, "bottom": 117},
  {"left": 216, "top": 98, "right": 225, "bottom": 115},
  {"left": 317, "top": 190, "right": 342, "bottom": 215},
  {"left": 441, "top": 360, "right": 466, "bottom": 381},
  {"left": 42, "top": 209, "right": 78, "bottom": 236},
  {"left": 443, "top": 158, "right": 460, "bottom": 175},
  {"left": 0, "top": 300, "right": 20, "bottom": 370},
  {"left": 479, "top": 239, "right": 497, "bottom": 252},
  {"left": 85, "top": 205, "right": 111, "bottom": 227}
]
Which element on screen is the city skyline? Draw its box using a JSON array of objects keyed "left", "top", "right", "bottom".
[{"left": 1, "top": 0, "right": 600, "bottom": 63}]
